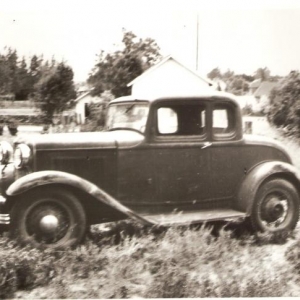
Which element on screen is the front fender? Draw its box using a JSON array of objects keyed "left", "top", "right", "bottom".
[
  {"left": 6, "top": 170, "right": 153, "bottom": 225},
  {"left": 236, "top": 161, "right": 300, "bottom": 214}
]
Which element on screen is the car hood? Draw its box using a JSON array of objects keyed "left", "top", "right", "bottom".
[{"left": 15, "top": 130, "right": 144, "bottom": 151}]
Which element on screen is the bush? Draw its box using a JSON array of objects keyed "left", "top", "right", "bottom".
[
  {"left": 268, "top": 71, "right": 300, "bottom": 137},
  {"left": 0, "top": 238, "right": 56, "bottom": 298}
]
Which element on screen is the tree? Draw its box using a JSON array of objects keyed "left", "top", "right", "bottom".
[
  {"left": 222, "top": 69, "right": 235, "bottom": 80},
  {"left": 0, "top": 49, "right": 43, "bottom": 99},
  {"left": 207, "top": 67, "right": 222, "bottom": 80},
  {"left": 268, "top": 71, "right": 300, "bottom": 136},
  {"left": 226, "top": 76, "right": 249, "bottom": 95},
  {"left": 0, "top": 53, "right": 11, "bottom": 94},
  {"left": 7, "top": 49, "right": 18, "bottom": 93},
  {"left": 14, "top": 57, "right": 31, "bottom": 100},
  {"left": 241, "top": 73, "right": 255, "bottom": 82},
  {"left": 28, "top": 55, "right": 44, "bottom": 96},
  {"left": 254, "top": 67, "right": 270, "bottom": 82},
  {"left": 32, "top": 61, "right": 76, "bottom": 124},
  {"left": 206, "top": 68, "right": 251, "bottom": 95},
  {"left": 88, "top": 30, "right": 161, "bottom": 98},
  {"left": 0, "top": 48, "right": 18, "bottom": 96}
]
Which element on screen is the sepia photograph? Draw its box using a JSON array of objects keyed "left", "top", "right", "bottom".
[{"left": 1, "top": 0, "right": 300, "bottom": 297}]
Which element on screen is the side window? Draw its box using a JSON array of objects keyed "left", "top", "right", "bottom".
[
  {"left": 212, "top": 104, "right": 235, "bottom": 138},
  {"left": 157, "top": 104, "right": 206, "bottom": 136},
  {"left": 157, "top": 107, "right": 178, "bottom": 134},
  {"left": 213, "top": 109, "right": 228, "bottom": 129}
]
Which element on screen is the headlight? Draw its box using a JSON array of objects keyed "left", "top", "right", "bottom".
[
  {"left": 0, "top": 141, "right": 13, "bottom": 165},
  {"left": 14, "top": 144, "right": 31, "bottom": 169}
]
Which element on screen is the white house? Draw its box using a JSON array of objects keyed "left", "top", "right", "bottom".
[
  {"left": 127, "top": 55, "right": 213, "bottom": 98},
  {"left": 247, "top": 80, "right": 279, "bottom": 113},
  {"left": 253, "top": 81, "right": 278, "bottom": 103},
  {"left": 74, "top": 90, "right": 102, "bottom": 124}
]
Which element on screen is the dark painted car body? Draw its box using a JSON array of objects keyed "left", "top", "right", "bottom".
[{"left": 1, "top": 92, "right": 300, "bottom": 247}]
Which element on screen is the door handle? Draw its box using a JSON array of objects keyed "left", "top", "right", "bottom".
[{"left": 201, "top": 142, "right": 212, "bottom": 149}]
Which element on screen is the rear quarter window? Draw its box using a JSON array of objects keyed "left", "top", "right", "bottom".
[{"left": 212, "top": 104, "right": 236, "bottom": 140}]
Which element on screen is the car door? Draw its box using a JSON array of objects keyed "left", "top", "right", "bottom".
[
  {"left": 149, "top": 100, "right": 212, "bottom": 211},
  {"left": 209, "top": 101, "right": 245, "bottom": 202}
]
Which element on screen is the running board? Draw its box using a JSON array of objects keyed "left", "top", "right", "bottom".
[{"left": 142, "top": 209, "right": 246, "bottom": 226}]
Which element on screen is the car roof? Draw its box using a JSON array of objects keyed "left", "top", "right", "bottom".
[{"left": 110, "top": 91, "right": 239, "bottom": 106}]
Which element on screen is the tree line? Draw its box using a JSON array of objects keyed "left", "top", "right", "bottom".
[
  {"left": 1, "top": 31, "right": 300, "bottom": 137},
  {"left": 207, "top": 66, "right": 300, "bottom": 137},
  {"left": 0, "top": 48, "right": 39, "bottom": 100},
  {"left": 0, "top": 48, "right": 76, "bottom": 123},
  {"left": 0, "top": 30, "right": 161, "bottom": 124},
  {"left": 207, "top": 66, "right": 281, "bottom": 95}
]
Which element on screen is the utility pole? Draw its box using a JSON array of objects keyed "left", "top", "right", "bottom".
[{"left": 196, "top": 13, "right": 199, "bottom": 71}]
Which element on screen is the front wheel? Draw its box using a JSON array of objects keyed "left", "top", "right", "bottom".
[
  {"left": 250, "top": 178, "right": 300, "bottom": 233},
  {"left": 10, "top": 187, "right": 86, "bottom": 249}
]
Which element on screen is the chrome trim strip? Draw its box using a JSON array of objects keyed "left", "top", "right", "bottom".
[{"left": 0, "top": 214, "right": 10, "bottom": 224}]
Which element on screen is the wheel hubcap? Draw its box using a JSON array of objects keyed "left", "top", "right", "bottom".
[
  {"left": 262, "top": 197, "right": 285, "bottom": 222},
  {"left": 26, "top": 203, "right": 70, "bottom": 244},
  {"left": 39, "top": 215, "right": 59, "bottom": 233}
]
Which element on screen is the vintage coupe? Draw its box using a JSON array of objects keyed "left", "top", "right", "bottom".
[{"left": 0, "top": 92, "right": 300, "bottom": 248}]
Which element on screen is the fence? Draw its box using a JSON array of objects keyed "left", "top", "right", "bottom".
[{"left": 0, "top": 100, "right": 37, "bottom": 108}]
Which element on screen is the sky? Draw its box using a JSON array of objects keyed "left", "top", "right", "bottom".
[{"left": 1, "top": 0, "right": 300, "bottom": 82}]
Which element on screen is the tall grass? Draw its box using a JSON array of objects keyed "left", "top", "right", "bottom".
[{"left": 1, "top": 225, "right": 299, "bottom": 299}]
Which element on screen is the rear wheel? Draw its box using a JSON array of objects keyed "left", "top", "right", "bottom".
[
  {"left": 250, "top": 179, "right": 299, "bottom": 233},
  {"left": 10, "top": 187, "right": 86, "bottom": 248}
]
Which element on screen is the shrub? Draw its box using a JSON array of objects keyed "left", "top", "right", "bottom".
[
  {"left": 268, "top": 71, "right": 300, "bottom": 137},
  {"left": 0, "top": 239, "right": 56, "bottom": 298}
]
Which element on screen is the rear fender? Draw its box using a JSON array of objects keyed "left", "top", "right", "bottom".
[
  {"left": 236, "top": 161, "right": 300, "bottom": 215},
  {"left": 6, "top": 171, "right": 153, "bottom": 225}
]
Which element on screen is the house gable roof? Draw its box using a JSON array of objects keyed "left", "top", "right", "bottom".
[
  {"left": 127, "top": 55, "right": 213, "bottom": 87},
  {"left": 74, "top": 90, "right": 91, "bottom": 103},
  {"left": 254, "top": 81, "right": 278, "bottom": 97},
  {"left": 249, "top": 79, "right": 261, "bottom": 89}
]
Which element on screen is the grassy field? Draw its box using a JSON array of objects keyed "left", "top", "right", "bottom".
[
  {"left": 1, "top": 225, "right": 300, "bottom": 298},
  {"left": 1, "top": 124, "right": 300, "bottom": 298}
]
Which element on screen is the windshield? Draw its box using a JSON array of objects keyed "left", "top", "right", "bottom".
[{"left": 106, "top": 102, "right": 150, "bottom": 133}]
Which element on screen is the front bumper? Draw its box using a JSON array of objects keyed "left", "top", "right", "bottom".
[
  {"left": 0, "top": 195, "right": 10, "bottom": 224},
  {"left": 0, "top": 215, "right": 10, "bottom": 224}
]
